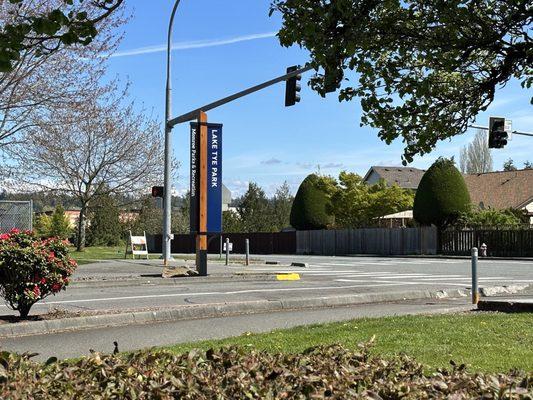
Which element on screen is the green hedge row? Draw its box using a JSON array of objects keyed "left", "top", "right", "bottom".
[{"left": 1, "top": 344, "right": 531, "bottom": 399}]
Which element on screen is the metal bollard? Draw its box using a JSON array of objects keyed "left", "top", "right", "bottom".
[
  {"left": 245, "top": 239, "right": 250, "bottom": 266},
  {"left": 219, "top": 236, "right": 223, "bottom": 260},
  {"left": 225, "top": 238, "right": 230, "bottom": 266},
  {"left": 471, "top": 247, "right": 479, "bottom": 304}
]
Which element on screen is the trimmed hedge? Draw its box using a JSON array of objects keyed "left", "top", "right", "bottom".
[
  {"left": 414, "top": 158, "right": 471, "bottom": 228},
  {"left": 290, "top": 174, "right": 332, "bottom": 230},
  {"left": 1, "top": 344, "right": 531, "bottom": 399}
]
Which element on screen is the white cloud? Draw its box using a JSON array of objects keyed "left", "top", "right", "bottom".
[{"left": 111, "top": 32, "right": 277, "bottom": 58}]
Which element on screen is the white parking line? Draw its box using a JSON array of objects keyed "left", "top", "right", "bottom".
[{"left": 335, "top": 279, "right": 469, "bottom": 287}]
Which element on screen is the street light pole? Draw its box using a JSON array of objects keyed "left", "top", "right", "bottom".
[{"left": 163, "top": 0, "right": 181, "bottom": 266}]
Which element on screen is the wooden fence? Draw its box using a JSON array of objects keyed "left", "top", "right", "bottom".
[
  {"left": 440, "top": 229, "right": 533, "bottom": 257},
  {"left": 147, "top": 232, "right": 296, "bottom": 255},
  {"left": 296, "top": 227, "right": 438, "bottom": 256},
  {"left": 147, "top": 228, "right": 437, "bottom": 256}
]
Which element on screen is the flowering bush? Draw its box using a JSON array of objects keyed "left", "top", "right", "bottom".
[{"left": 0, "top": 229, "right": 77, "bottom": 317}]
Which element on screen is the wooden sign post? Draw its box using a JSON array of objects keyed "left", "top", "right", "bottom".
[{"left": 195, "top": 111, "right": 208, "bottom": 275}]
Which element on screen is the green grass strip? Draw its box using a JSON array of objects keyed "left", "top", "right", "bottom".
[{"left": 164, "top": 312, "right": 533, "bottom": 373}]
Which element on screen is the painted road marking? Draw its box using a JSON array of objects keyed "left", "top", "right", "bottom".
[
  {"left": 276, "top": 273, "right": 300, "bottom": 281},
  {"left": 335, "top": 279, "right": 469, "bottom": 287},
  {"left": 0, "top": 283, "right": 407, "bottom": 308}
]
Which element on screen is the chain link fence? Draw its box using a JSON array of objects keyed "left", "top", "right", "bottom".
[{"left": 0, "top": 200, "right": 33, "bottom": 233}]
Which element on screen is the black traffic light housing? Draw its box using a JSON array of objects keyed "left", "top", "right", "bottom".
[
  {"left": 285, "top": 65, "right": 302, "bottom": 107},
  {"left": 488, "top": 117, "right": 508, "bottom": 149},
  {"left": 151, "top": 186, "right": 164, "bottom": 198}
]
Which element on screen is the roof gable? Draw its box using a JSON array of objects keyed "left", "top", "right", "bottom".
[{"left": 363, "top": 166, "right": 426, "bottom": 189}]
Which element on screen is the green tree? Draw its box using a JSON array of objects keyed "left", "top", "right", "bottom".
[
  {"left": 414, "top": 158, "right": 471, "bottom": 228},
  {"left": 503, "top": 159, "right": 517, "bottom": 171},
  {"left": 270, "top": 181, "right": 294, "bottom": 231},
  {"left": 523, "top": 161, "right": 532, "bottom": 170},
  {"left": 328, "top": 172, "right": 414, "bottom": 228},
  {"left": 457, "top": 207, "right": 522, "bottom": 228},
  {"left": 0, "top": 0, "right": 124, "bottom": 72},
  {"left": 222, "top": 210, "right": 244, "bottom": 233},
  {"left": 271, "top": 0, "right": 531, "bottom": 163},
  {"left": 34, "top": 213, "right": 52, "bottom": 238},
  {"left": 290, "top": 174, "right": 333, "bottom": 230},
  {"left": 86, "top": 194, "right": 121, "bottom": 246},
  {"left": 132, "top": 198, "right": 162, "bottom": 236},
  {"left": 49, "top": 205, "right": 72, "bottom": 239},
  {"left": 237, "top": 182, "right": 272, "bottom": 232}
]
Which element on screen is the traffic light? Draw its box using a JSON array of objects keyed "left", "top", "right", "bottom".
[
  {"left": 285, "top": 65, "right": 301, "bottom": 107},
  {"left": 151, "top": 186, "right": 164, "bottom": 198},
  {"left": 488, "top": 117, "right": 508, "bottom": 149}
]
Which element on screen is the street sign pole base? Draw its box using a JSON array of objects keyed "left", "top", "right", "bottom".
[{"left": 196, "top": 249, "right": 207, "bottom": 276}]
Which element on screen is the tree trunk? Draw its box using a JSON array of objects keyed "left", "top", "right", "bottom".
[
  {"left": 77, "top": 204, "right": 87, "bottom": 251},
  {"left": 18, "top": 303, "right": 32, "bottom": 319}
]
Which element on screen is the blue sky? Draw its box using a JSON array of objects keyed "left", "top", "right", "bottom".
[{"left": 107, "top": 0, "right": 533, "bottom": 197}]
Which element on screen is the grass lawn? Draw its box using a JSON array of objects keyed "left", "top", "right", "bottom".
[
  {"left": 71, "top": 246, "right": 245, "bottom": 264},
  {"left": 164, "top": 312, "right": 533, "bottom": 373},
  {"left": 71, "top": 246, "right": 125, "bottom": 264}
]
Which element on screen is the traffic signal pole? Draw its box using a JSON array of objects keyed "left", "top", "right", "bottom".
[
  {"left": 162, "top": 0, "right": 181, "bottom": 267},
  {"left": 470, "top": 125, "right": 533, "bottom": 137},
  {"left": 168, "top": 64, "right": 313, "bottom": 127}
]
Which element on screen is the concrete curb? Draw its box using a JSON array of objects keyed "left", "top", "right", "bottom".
[
  {"left": 0, "top": 287, "right": 470, "bottom": 339},
  {"left": 477, "top": 299, "right": 533, "bottom": 313}
]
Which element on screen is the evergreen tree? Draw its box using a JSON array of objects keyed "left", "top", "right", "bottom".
[
  {"left": 49, "top": 205, "right": 72, "bottom": 239},
  {"left": 413, "top": 158, "right": 471, "bottom": 228},
  {"left": 271, "top": 182, "right": 294, "bottom": 231},
  {"left": 290, "top": 174, "right": 333, "bottom": 230},
  {"left": 503, "top": 159, "right": 517, "bottom": 171},
  {"left": 34, "top": 214, "right": 52, "bottom": 238},
  {"left": 131, "top": 197, "right": 163, "bottom": 235},
  {"left": 237, "top": 183, "right": 272, "bottom": 232},
  {"left": 86, "top": 195, "right": 122, "bottom": 246}
]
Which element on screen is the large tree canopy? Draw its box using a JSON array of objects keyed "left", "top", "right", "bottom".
[
  {"left": 0, "top": 0, "right": 124, "bottom": 72},
  {"left": 271, "top": 0, "right": 532, "bottom": 163}
]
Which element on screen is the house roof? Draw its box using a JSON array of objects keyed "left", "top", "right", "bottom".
[
  {"left": 464, "top": 169, "right": 533, "bottom": 210},
  {"left": 363, "top": 166, "right": 426, "bottom": 189}
]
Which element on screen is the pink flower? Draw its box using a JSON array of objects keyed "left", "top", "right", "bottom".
[
  {"left": 68, "top": 259, "right": 77, "bottom": 267},
  {"left": 10, "top": 228, "right": 20, "bottom": 234},
  {"left": 0, "top": 233, "right": 10, "bottom": 240},
  {"left": 52, "top": 283, "right": 62, "bottom": 293},
  {"left": 33, "top": 285, "right": 40, "bottom": 297},
  {"left": 40, "top": 278, "right": 47, "bottom": 285}
]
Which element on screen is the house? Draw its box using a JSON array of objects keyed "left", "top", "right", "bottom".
[
  {"left": 463, "top": 169, "right": 533, "bottom": 223},
  {"left": 366, "top": 166, "right": 533, "bottom": 225},
  {"left": 363, "top": 166, "right": 426, "bottom": 190}
]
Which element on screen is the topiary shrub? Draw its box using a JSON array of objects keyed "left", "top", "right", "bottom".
[
  {"left": 414, "top": 158, "right": 470, "bottom": 228},
  {"left": 290, "top": 174, "right": 333, "bottom": 230},
  {"left": 0, "top": 229, "right": 77, "bottom": 318}
]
